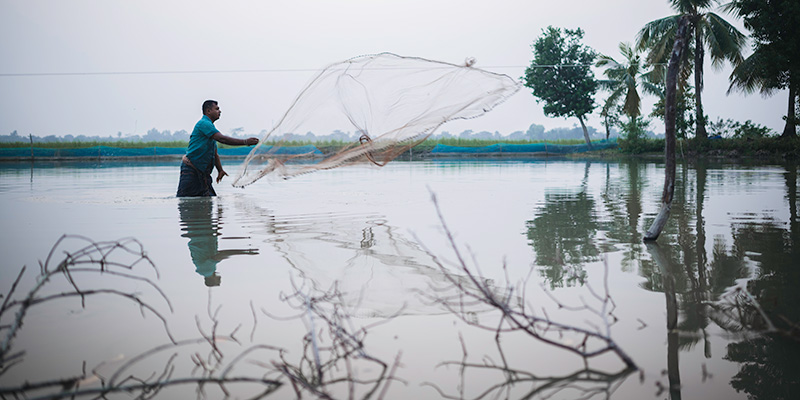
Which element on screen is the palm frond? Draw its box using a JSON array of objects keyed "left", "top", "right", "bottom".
[
  {"left": 619, "top": 42, "right": 636, "bottom": 61},
  {"left": 728, "top": 49, "right": 779, "bottom": 97},
  {"left": 623, "top": 86, "right": 642, "bottom": 117},
  {"left": 704, "top": 12, "right": 747, "bottom": 69},
  {"left": 602, "top": 87, "right": 626, "bottom": 114},
  {"left": 678, "top": 45, "right": 694, "bottom": 90},
  {"left": 719, "top": 1, "right": 743, "bottom": 17},
  {"left": 597, "top": 79, "right": 622, "bottom": 92},
  {"left": 670, "top": 0, "right": 714, "bottom": 13},
  {"left": 605, "top": 68, "right": 628, "bottom": 81},
  {"left": 636, "top": 15, "right": 681, "bottom": 54},
  {"left": 642, "top": 81, "right": 665, "bottom": 98},
  {"left": 640, "top": 68, "right": 662, "bottom": 85},
  {"left": 595, "top": 54, "right": 620, "bottom": 69}
]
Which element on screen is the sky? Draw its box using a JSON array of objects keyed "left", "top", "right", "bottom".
[{"left": 0, "top": 0, "right": 788, "bottom": 138}]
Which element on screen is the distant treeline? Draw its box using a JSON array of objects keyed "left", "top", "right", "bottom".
[{"left": 1, "top": 123, "right": 650, "bottom": 145}]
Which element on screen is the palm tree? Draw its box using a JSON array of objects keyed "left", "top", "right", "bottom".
[
  {"left": 637, "top": 0, "right": 746, "bottom": 140},
  {"left": 596, "top": 42, "right": 662, "bottom": 139},
  {"left": 726, "top": 48, "right": 775, "bottom": 95},
  {"left": 724, "top": 0, "right": 799, "bottom": 138},
  {"left": 727, "top": 46, "right": 798, "bottom": 139}
]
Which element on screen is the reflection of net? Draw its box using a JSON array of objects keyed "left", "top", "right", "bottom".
[
  {"left": 232, "top": 53, "right": 521, "bottom": 186},
  {"left": 233, "top": 197, "right": 491, "bottom": 317}
]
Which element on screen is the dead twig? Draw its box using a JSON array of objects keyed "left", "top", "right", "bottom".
[{"left": 415, "top": 191, "right": 636, "bottom": 371}]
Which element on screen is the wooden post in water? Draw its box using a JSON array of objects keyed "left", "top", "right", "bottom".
[
  {"left": 29, "top": 134, "right": 33, "bottom": 161},
  {"left": 644, "top": 16, "right": 689, "bottom": 241}
]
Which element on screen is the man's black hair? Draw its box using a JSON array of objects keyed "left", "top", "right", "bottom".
[{"left": 202, "top": 100, "right": 218, "bottom": 114}]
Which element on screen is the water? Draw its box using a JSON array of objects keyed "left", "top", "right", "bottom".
[{"left": 0, "top": 158, "right": 798, "bottom": 399}]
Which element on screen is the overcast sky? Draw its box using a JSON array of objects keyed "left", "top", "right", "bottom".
[{"left": 0, "top": 0, "right": 787, "bottom": 138}]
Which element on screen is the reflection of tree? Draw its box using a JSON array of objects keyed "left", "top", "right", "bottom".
[
  {"left": 424, "top": 194, "right": 636, "bottom": 399},
  {"left": 640, "top": 162, "right": 748, "bottom": 353},
  {"left": 645, "top": 242, "right": 682, "bottom": 400},
  {"left": 722, "top": 162, "right": 800, "bottom": 399},
  {"left": 726, "top": 336, "right": 800, "bottom": 400},
  {"left": 600, "top": 159, "right": 646, "bottom": 272},
  {"left": 178, "top": 198, "right": 258, "bottom": 287},
  {"left": 673, "top": 161, "right": 713, "bottom": 354},
  {"left": 644, "top": 238, "right": 747, "bottom": 398},
  {"left": 639, "top": 161, "right": 755, "bottom": 399},
  {"left": 526, "top": 162, "right": 598, "bottom": 288}
]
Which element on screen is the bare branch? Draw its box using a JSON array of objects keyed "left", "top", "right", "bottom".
[{"left": 416, "top": 188, "right": 636, "bottom": 399}]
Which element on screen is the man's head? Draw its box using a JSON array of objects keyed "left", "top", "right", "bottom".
[{"left": 202, "top": 100, "right": 221, "bottom": 122}]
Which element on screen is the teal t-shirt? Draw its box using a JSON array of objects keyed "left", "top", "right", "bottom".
[{"left": 186, "top": 115, "right": 220, "bottom": 173}]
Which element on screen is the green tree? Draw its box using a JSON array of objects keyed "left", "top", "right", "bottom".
[
  {"left": 651, "top": 84, "right": 696, "bottom": 139},
  {"left": 596, "top": 42, "right": 661, "bottom": 121},
  {"left": 725, "top": 0, "right": 800, "bottom": 138},
  {"left": 718, "top": 162, "right": 800, "bottom": 399},
  {"left": 523, "top": 27, "right": 597, "bottom": 148},
  {"left": 599, "top": 160, "right": 645, "bottom": 271},
  {"left": 599, "top": 102, "right": 621, "bottom": 140},
  {"left": 596, "top": 42, "right": 661, "bottom": 141},
  {"left": 637, "top": 0, "right": 747, "bottom": 140}
]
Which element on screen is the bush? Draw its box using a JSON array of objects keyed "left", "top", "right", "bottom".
[
  {"left": 708, "top": 118, "right": 774, "bottom": 139},
  {"left": 619, "top": 116, "right": 650, "bottom": 142},
  {"left": 681, "top": 136, "right": 800, "bottom": 159},
  {"left": 618, "top": 137, "right": 664, "bottom": 154},
  {"left": 734, "top": 120, "right": 773, "bottom": 138},
  {"left": 616, "top": 117, "right": 660, "bottom": 154}
]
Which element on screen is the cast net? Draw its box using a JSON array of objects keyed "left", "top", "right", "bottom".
[{"left": 231, "top": 53, "right": 520, "bottom": 186}]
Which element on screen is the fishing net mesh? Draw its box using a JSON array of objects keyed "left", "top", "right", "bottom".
[{"left": 231, "top": 53, "right": 520, "bottom": 186}]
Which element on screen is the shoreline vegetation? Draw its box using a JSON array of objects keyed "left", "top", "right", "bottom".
[{"left": 0, "top": 136, "right": 798, "bottom": 162}]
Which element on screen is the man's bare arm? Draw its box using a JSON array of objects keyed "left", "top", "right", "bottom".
[
  {"left": 212, "top": 132, "right": 259, "bottom": 146},
  {"left": 214, "top": 148, "right": 223, "bottom": 171},
  {"left": 214, "top": 148, "right": 228, "bottom": 183}
]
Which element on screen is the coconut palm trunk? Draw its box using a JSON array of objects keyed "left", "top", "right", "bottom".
[
  {"left": 694, "top": 20, "right": 707, "bottom": 139},
  {"left": 638, "top": 2, "right": 745, "bottom": 142},
  {"left": 783, "top": 82, "right": 797, "bottom": 138},
  {"left": 645, "top": 16, "right": 689, "bottom": 241}
]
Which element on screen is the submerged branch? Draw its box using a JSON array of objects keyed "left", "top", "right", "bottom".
[
  {"left": 1, "top": 235, "right": 172, "bottom": 364},
  {"left": 419, "top": 190, "right": 637, "bottom": 371}
]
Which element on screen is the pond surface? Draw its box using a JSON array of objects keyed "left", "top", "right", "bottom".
[{"left": 0, "top": 158, "right": 798, "bottom": 399}]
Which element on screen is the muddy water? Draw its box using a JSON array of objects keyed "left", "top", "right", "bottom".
[{"left": 0, "top": 159, "right": 797, "bottom": 399}]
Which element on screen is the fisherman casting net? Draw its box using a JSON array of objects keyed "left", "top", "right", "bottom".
[{"left": 231, "top": 53, "right": 520, "bottom": 186}]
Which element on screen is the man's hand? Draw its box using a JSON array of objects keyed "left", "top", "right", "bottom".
[
  {"left": 245, "top": 137, "right": 259, "bottom": 146},
  {"left": 216, "top": 169, "right": 228, "bottom": 183}
]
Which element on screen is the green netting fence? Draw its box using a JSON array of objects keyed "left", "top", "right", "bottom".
[
  {"left": 0, "top": 145, "right": 323, "bottom": 159},
  {"left": 1, "top": 140, "right": 617, "bottom": 160}
]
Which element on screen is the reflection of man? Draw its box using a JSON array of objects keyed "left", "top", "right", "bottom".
[
  {"left": 176, "top": 100, "right": 259, "bottom": 197},
  {"left": 178, "top": 198, "right": 258, "bottom": 287}
]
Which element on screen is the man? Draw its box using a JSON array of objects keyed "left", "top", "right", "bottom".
[{"left": 176, "top": 100, "right": 259, "bottom": 197}]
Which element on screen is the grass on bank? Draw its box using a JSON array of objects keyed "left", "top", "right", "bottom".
[
  {"left": 2, "top": 136, "right": 798, "bottom": 158},
  {"left": 0, "top": 140, "right": 189, "bottom": 149},
  {"left": 618, "top": 136, "right": 800, "bottom": 158},
  {"left": 0, "top": 138, "right": 588, "bottom": 150}
]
